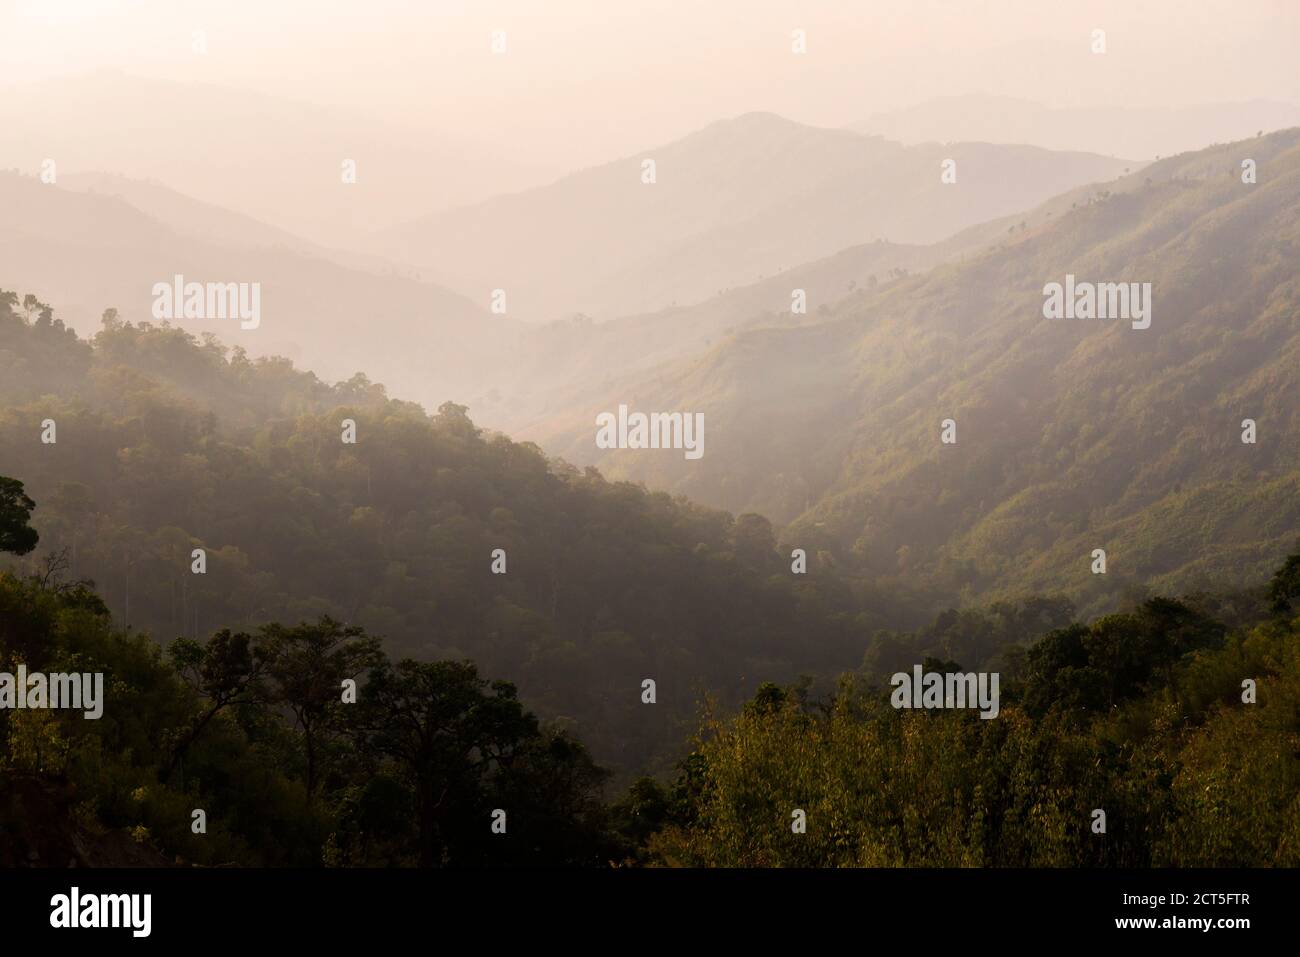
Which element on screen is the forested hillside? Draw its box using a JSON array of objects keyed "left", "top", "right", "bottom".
[
  {"left": 557, "top": 128, "right": 1300, "bottom": 617},
  {"left": 0, "top": 559, "right": 617, "bottom": 867},
  {"left": 3, "top": 477, "right": 1294, "bottom": 867},
  {"left": 0, "top": 295, "right": 919, "bottom": 777},
  {"left": 3, "top": 293, "right": 1295, "bottom": 869},
  {"left": 646, "top": 559, "right": 1300, "bottom": 866},
  {"left": 0, "top": 169, "right": 507, "bottom": 414}
]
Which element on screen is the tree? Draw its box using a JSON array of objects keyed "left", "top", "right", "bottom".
[
  {"left": 164, "top": 629, "right": 267, "bottom": 781},
  {"left": 22, "top": 294, "right": 52, "bottom": 326},
  {"left": 435, "top": 400, "right": 478, "bottom": 438},
  {"left": 354, "top": 659, "right": 538, "bottom": 866},
  {"left": 1267, "top": 550, "right": 1300, "bottom": 614},
  {"left": 0, "top": 476, "right": 38, "bottom": 555},
  {"left": 261, "top": 618, "right": 383, "bottom": 801},
  {"left": 609, "top": 777, "right": 671, "bottom": 859}
]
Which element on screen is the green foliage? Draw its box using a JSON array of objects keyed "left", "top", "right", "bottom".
[
  {"left": 0, "top": 476, "right": 38, "bottom": 555},
  {"left": 1268, "top": 549, "right": 1300, "bottom": 613},
  {"left": 863, "top": 595, "right": 1077, "bottom": 678},
  {"left": 647, "top": 552, "right": 1300, "bottom": 867},
  {"left": 589, "top": 130, "right": 1300, "bottom": 620},
  {"left": 0, "top": 565, "right": 617, "bottom": 866},
  {"left": 1021, "top": 597, "right": 1225, "bottom": 719},
  {"left": 259, "top": 618, "right": 384, "bottom": 799},
  {"left": 2, "top": 478, "right": 1296, "bottom": 867},
  {"left": 0, "top": 302, "right": 884, "bottom": 776}
]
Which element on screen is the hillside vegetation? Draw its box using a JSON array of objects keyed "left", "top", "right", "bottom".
[
  {"left": 559, "top": 128, "right": 1300, "bottom": 617},
  {"left": 3, "top": 478, "right": 1295, "bottom": 867},
  {"left": 0, "top": 296, "right": 913, "bottom": 777}
]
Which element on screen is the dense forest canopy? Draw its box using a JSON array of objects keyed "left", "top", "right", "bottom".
[
  {"left": 648, "top": 586, "right": 1300, "bottom": 867},
  {"left": 2, "top": 470, "right": 1295, "bottom": 867},
  {"left": 1, "top": 294, "right": 921, "bottom": 777}
]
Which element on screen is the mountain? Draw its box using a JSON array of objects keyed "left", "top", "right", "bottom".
[
  {"left": 493, "top": 170, "right": 1129, "bottom": 439},
  {"left": 540, "top": 128, "right": 1300, "bottom": 615},
  {"left": 0, "top": 70, "right": 558, "bottom": 245},
  {"left": 57, "top": 171, "right": 429, "bottom": 279},
  {"left": 57, "top": 172, "right": 322, "bottom": 253},
  {"left": 0, "top": 170, "right": 509, "bottom": 412},
  {"left": 487, "top": 159, "right": 1148, "bottom": 437},
  {"left": 5, "top": 164, "right": 963, "bottom": 441},
  {"left": 370, "top": 112, "right": 1136, "bottom": 321},
  {"left": 0, "top": 305, "right": 911, "bottom": 777},
  {"left": 477, "top": 238, "right": 936, "bottom": 433},
  {"left": 503, "top": 163, "right": 1138, "bottom": 440},
  {"left": 856, "top": 95, "right": 1300, "bottom": 161}
]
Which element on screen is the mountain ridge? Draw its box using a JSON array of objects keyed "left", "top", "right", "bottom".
[
  {"left": 370, "top": 112, "right": 1137, "bottom": 320},
  {"left": 535, "top": 127, "right": 1300, "bottom": 615}
]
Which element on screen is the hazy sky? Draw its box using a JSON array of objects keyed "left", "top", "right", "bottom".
[{"left": 3, "top": 0, "right": 1298, "bottom": 168}]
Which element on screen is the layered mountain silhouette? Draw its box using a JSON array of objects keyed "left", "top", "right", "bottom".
[
  {"left": 0, "top": 70, "right": 557, "bottom": 244},
  {"left": 0, "top": 170, "right": 509, "bottom": 409},
  {"left": 371, "top": 112, "right": 1135, "bottom": 320},
  {"left": 857, "top": 95, "right": 1300, "bottom": 161},
  {"left": 5, "top": 108, "right": 1141, "bottom": 436},
  {"left": 537, "top": 128, "right": 1300, "bottom": 614},
  {"left": 7, "top": 83, "right": 1293, "bottom": 621},
  {"left": 486, "top": 167, "right": 1152, "bottom": 436}
]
